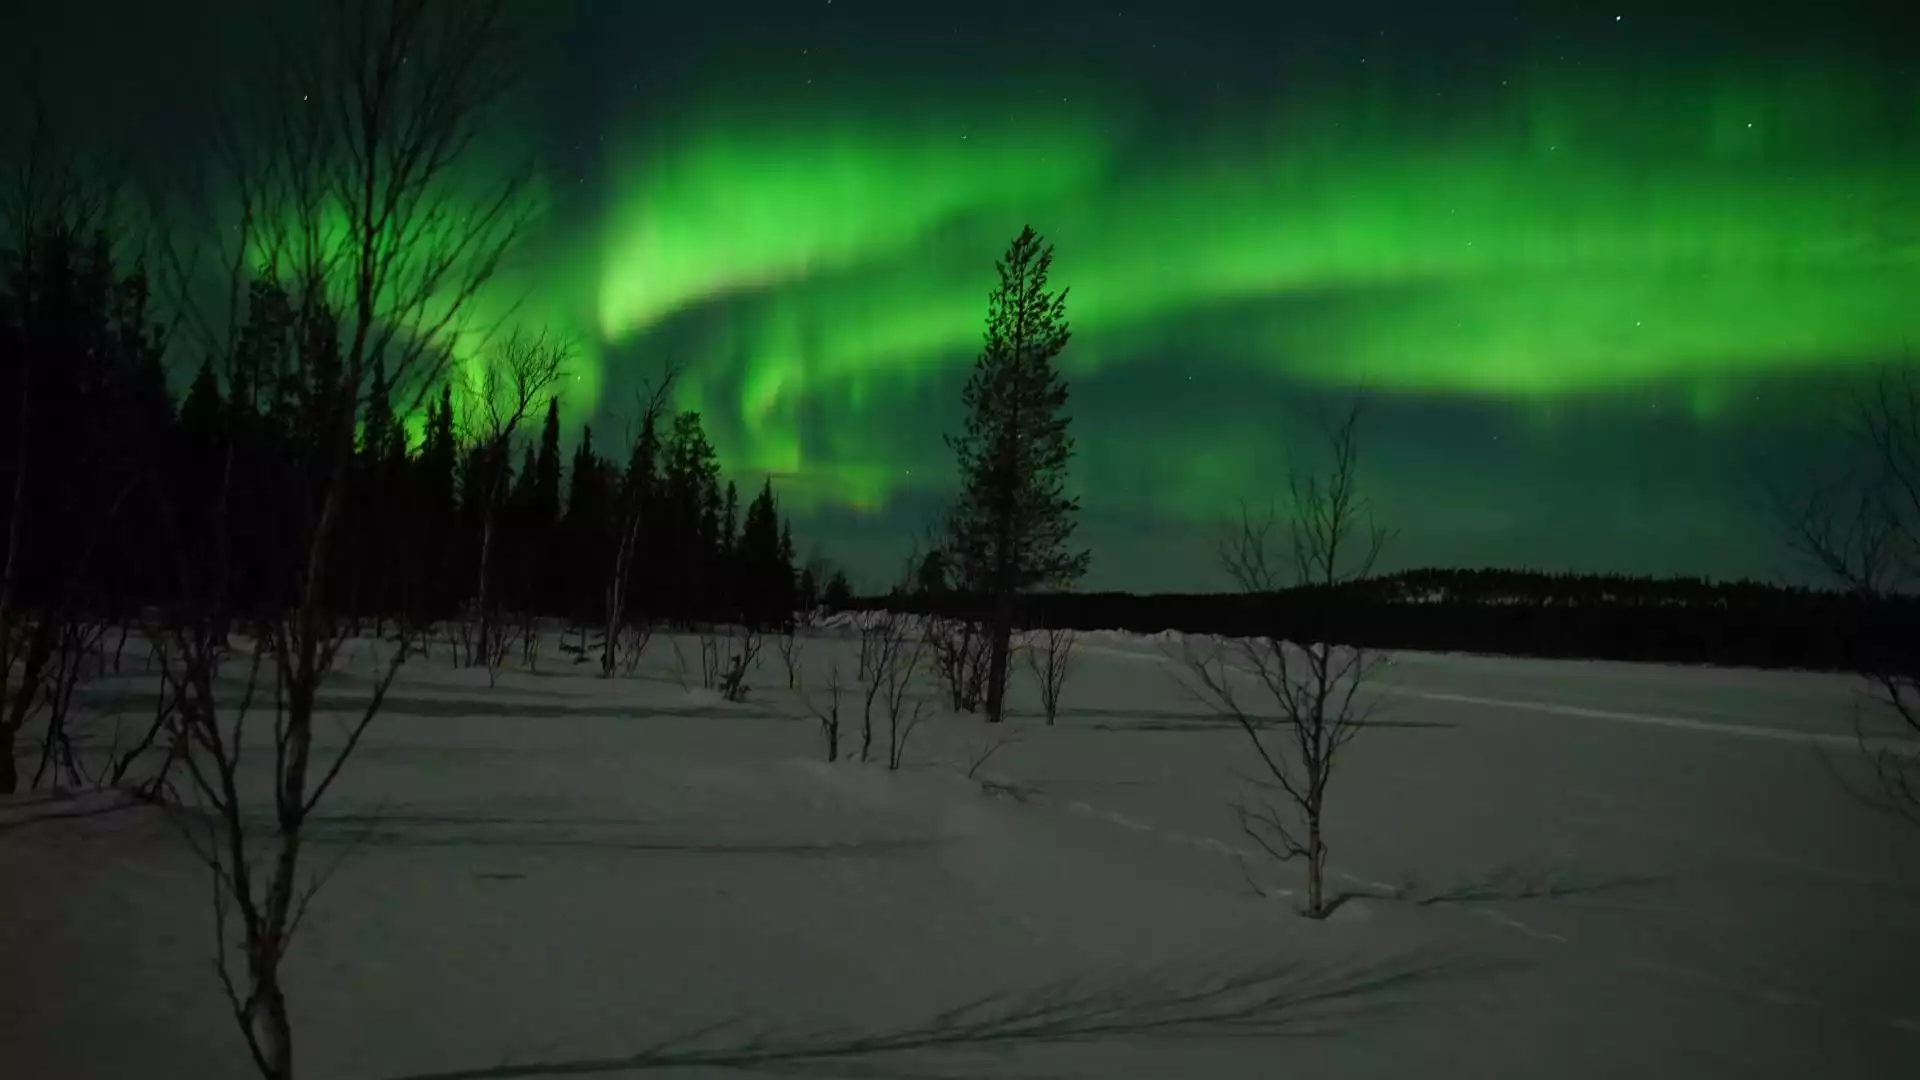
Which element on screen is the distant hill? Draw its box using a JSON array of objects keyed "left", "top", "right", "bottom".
[{"left": 866, "top": 569, "right": 1913, "bottom": 675}]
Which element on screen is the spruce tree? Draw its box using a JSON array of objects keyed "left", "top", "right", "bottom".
[
  {"left": 353, "top": 357, "right": 399, "bottom": 615},
  {"left": 915, "top": 549, "right": 950, "bottom": 599},
  {"left": 531, "top": 398, "right": 563, "bottom": 611},
  {"left": 943, "top": 226, "right": 1090, "bottom": 723},
  {"left": 506, "top": 444, "right": 539, "bottom": 610},
  {"left": 623, "top": 411, "right": 662, "bottom": 621},
  {"left": 797, "top": 564, "right": 820, "bottom": 613},
  {"left": 564, "top": 423, "right": 610, "bottom": 621},
  {"left": 822, "top": 568, "right": 853, "bottom": 611},
  {"left": 533, "top": 398, "right": 563, "bottom": 527},
  {"left": 362, "top": 358, "right": 395, "bottom": 459},
  {"left": 622, "top": 409, "right": 668, "bottom": 630},
  {"left": 180, "top": 358, "right": 225, "bottom": 446},
  {"left": 418, "top": 383, "right": 459, "bottom": 615},
  {"left": 662, "top": 411, "right": 720, "bottom": 622},
  {"left": 719, "top": 480, "right": 741, "bottom": 619},
  {"left": 177, "top": 358, "right": 227, "bottom": 589},
  {"left": 777, "top": 519, "right": 798, "bottom": 617},
  {"left": 721, "top": 481, "right": 740, "bottom": 556},
  {"left": 736, "top": 479, "right": 784, "bottom": 628}
]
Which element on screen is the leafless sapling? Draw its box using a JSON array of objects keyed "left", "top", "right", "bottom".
[
  {"left": 1024, "top": 623, "right": 1078, "bottom": 726},
  {"left": 697, "top": 623, "right": 761, "bottom": 702},
  {"left": 1173, "top": 400, "right": 1393, "bottom": 919},
  {"left": 805, "top": 660, "right": 846, "bottom": 762},
  {"left": 457, "top": 330, "right": 569, "bottom": 680},
  {"left": 855, "top": 613, "right": 891, "bottom": 763},
  {"left": 102, "top": 621, "right": 183, "bottom": 796},
  {"left": 6, "top": 504, "right": 146, "bottom": 794},
  {"left": 964, "top": 730, "right": 1020, "bottom": 780},
  {"left": 1773, "top": 362, "right": 1920, "bottom": 821},
  {"left": 0, "top": 113, "right": 123, "bottom": 796},
  {"left": 857, "top": 612, "right": 880, "bottom": 683},
  {"left": 723, "top": 627, "right": 763, "bottom": 703},
  {"left": 876, "top": 614, "right": 931, "bottom": 770},
  {"left": 775, "top": 609, "right": 808, "bottom": 690},
  {"left": 161, "top": 606, "right": 416, "bottom": 1080},
  {"left": 962, "top": 730, "right": 1034, "bottom": 802},
  {"left": 517, "top": 612, "right": 543, "bottom": 672},
  {"left": 29, "top": 614, "right": 109, "bottom": 790},
  {"left": 0, "top": 618, "right": 52, "bottom": 795},
  {"left": 146, "top": 1, "right": 537, "bottom": 1074},
  {"left": 613, "top": 620, "right": 654, "bottom": 677},
  {"left": 925, "top": 613, "right": 990, "bottom": 713},
  {"left": 600, "top": 362, "right": 681, "bottom": 678}
]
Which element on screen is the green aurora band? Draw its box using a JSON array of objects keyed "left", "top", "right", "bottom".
[{"left": 488, "top": 55, "right": 1916, "bottom": 577}]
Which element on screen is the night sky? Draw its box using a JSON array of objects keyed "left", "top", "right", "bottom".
[{"left": 11, "top": 1, "right": 1918, "bottom": 590}]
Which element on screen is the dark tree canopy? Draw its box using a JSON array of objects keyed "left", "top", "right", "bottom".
[
  {"left": 945, "top": 225, "right": 1090, "bottom": 597},
  {"left": 0, "top": 219, "right": 806, "bottom": 638}
]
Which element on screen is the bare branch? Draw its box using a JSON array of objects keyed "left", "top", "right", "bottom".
[
  {"left": 1023, "top": 623, "right": 1077, "bottom": 726},
  {"left": 1171, "top": 397, "right": 1390, "bottom": 918},
  {"left": 1772, "top": 360, "right": 1920, "bottom": 820}
]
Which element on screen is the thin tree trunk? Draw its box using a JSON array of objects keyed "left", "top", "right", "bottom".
[
  {"left": 0, "top": 721, "right": 17, "bottom": 796},
  {"left": 984, "top": 590, "right": 1013, "bottom": 724},
  {"left": 602, "top": 511, "right": 635, "bottom": 678},
  {"left": 0, "top": 623, "right": 51, "bottom": 796},
  {"left": 474, "top": 503, "right": 497, "bottom": 667},
  {"left": 247, "top": 962, "right": 294, "bottom": 1080},
  {"left": 1306, "top": 787, "right": 1326, "bottom": 917},
  {"left": 0, "top": 357, "right": 31, "bottom": 794}
]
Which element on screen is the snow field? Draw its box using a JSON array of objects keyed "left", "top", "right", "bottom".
[{"left": 2, "top": 625, "right": 1914, "bottom": 1078}]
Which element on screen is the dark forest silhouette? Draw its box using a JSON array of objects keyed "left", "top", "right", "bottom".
[
  {"left": 871, "top": 567, "right": 1917, "bottom": 677},
  {"left": 0, "top": 235, "right": 804, "bottom": 633},
  {"left": 3, "top": 208, "right": 1909, "bottom": 675},
  {"left": 2, "top": 212, "right": 1908, "bottom": 685}
]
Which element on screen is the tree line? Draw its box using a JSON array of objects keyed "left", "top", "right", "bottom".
[
  {"left": 869, "top": 567, "right": 1916, "bottom": 676},
  {"left": 0, "top": 210, "right": 833, "bottom": 669}
]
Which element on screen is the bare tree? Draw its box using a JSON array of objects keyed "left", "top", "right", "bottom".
[
  {"left": 850, "top": 608, "right": 925, "bottom": 768},
  {"left": 0, "top": 620, "right": 53, "bottom": 795},
  {"left": 29, "top": 615, "right": 109, "bottom": 789},
  {"left": 0, "top": 109, "right": 123, "bottom": 796},
  {"left": 774, "top": 609, "right": 808, "bottom": 690},
  {"left": 611, "top": 620, "right": 654, "bottom": 677},
  {"left": 804, "top": 660, "right": 846, "bottom": 762},
  {"left": 457, "top": 330, "right": 568, "bottom": 682},
  {"left": 1024, "top": 622, "right": 1078, "bottom": 726},
  {"left": 147, "top": 2, "right": 538, "bottom": 1076},
  {"left": 161, "top": 609, "right": 414, "bottom": 1080},
  {"left": 876, "top": 615, "right": 930, "bottom": 771},
  {"left": 964, "top": 729, "right": 1021, "bottom": 781},
  {"left": 1173, "top": 401, "right": 1392, "bottom": 919},
  {"left": 962, "top": 729, "right": 1038, "bottom": 802},
  {"left": 1774, "top": 362, "right": 1920, "bottom": 821},
  {"left": 102, "top": 623, "right": 184, "bottom": 796},
  {"left": 925, "top": 613, "right": 990, "bottom": 712},
  {"left": 697, "top": 623, "right": 761, "bottom": 703},
  {"left": 516, "top": 612, "right": 541, "bottom": 673},
  {"left": 600, "top": 363, "right": 680, "bottom": 679},
  {"left": 857, "top": 614, "right": 879, "bottom": 684}
]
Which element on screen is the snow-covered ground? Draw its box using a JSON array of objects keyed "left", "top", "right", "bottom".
[{"left": 3, "top": 627, "right": 1915, "bottom": 1079}]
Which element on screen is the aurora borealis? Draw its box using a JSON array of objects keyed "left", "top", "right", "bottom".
[{"left": 14, "top": 1, "right": 1920, "bottom": 589}]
